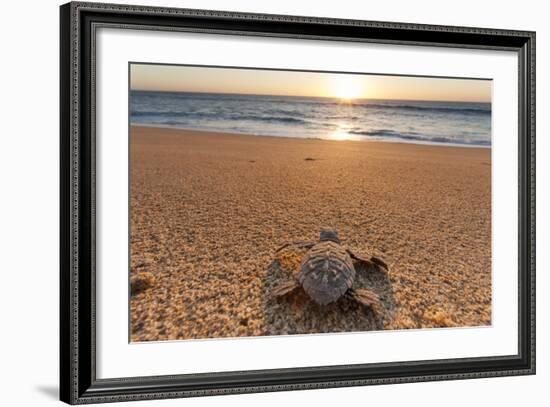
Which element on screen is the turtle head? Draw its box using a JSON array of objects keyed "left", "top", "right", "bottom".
[{"left": 319, "top": 228, "right": 340, "bottom": 243}]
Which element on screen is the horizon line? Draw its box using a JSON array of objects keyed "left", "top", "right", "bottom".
[{"left": 129, "top": 88, "right": 491, "bottom": 104}]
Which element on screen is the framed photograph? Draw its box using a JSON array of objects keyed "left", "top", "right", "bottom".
[{"left": 60, "top": 1, "right": 535, "bottom": 404}]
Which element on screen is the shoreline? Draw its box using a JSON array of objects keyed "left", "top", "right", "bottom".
[{"left": 130, "top": 124, "right": 492, "bottom": 149}]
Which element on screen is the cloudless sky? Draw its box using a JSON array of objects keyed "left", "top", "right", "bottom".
[{"left": 130, "top": 63, "right": 491, "bottom": 103}]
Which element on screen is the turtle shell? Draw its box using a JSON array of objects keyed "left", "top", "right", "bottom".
[{"left": 298, "top": 241, "right": 356, "bottom": 306}]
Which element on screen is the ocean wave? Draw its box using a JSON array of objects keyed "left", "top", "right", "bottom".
[
  {"left": 357, "top": 103, "right": 490, "bottom": 115},
  {"left": 236, "top": 115, "right": 308, "bottom": 124},
  {"left": 132, "top": 110, "right": 309, "bottom": 125},
  {"left": 349, "top": 129, "right": 491, "bottom": 146},
  {"left": 130, "top": 91, "right": 491, "bottom": 147},
  {"left": 131, "top": 91, "right": 491, "bottom": 116}
]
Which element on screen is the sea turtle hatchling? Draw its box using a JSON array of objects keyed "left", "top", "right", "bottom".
[{"left": 272, "top": 229, "right": 388, "bottom": 310}]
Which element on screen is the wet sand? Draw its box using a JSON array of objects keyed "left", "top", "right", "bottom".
[{"left": 130, "top": 125, "right": 492, "bottom": 341}]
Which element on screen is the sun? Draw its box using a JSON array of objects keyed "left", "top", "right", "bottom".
[{"left": 331, "top": 76, "right": 364, "bottom": 101}]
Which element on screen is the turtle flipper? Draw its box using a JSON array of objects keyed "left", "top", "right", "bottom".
[
  {"left": 370, "top": 256, "right": 388, "bottom": 271},
  {"left": 346, "top": 249, "right": 388, "bottom": 272},
  {"left": 348, "top": 288, "right": 381, "bottom": 313},
  {"left": 276, "top": 240, "right": 315, "bottom": 253},
  {"left": 272, "top": 280, "right": 300, "bottom": 297}
]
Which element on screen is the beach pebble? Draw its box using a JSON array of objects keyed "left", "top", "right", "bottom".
[{"left": 131, "top": 272, "right": 156, "bottom": 296}]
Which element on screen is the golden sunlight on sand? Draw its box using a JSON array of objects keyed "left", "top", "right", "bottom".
[{"left": 130, "top": 126, "right": 491, "bottom": 341}]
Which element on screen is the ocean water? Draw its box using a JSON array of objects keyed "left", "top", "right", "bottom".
[{"left": 130, "top": 91, "right": 491, "bottom": 147}]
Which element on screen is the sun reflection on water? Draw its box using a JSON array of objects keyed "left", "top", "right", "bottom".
[{"left": 328, "top": 122, "right": 361, "bottom": 141}]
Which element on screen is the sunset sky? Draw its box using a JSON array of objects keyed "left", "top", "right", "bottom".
[{"left": 130, "top": 63, "right": 492, "bottom": 103}]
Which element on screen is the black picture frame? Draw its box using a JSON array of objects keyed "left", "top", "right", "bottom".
[{"left": 60, "top": 1, "right": 536, "bottom": 404}]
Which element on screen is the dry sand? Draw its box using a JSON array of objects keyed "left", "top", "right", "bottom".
[{"left": 130, "top": 125, "right": 492, "bottom": 341}]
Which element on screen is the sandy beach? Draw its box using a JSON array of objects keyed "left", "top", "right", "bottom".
[{"left": 130, "top": 125, "right": 492, "bottom": 341}]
